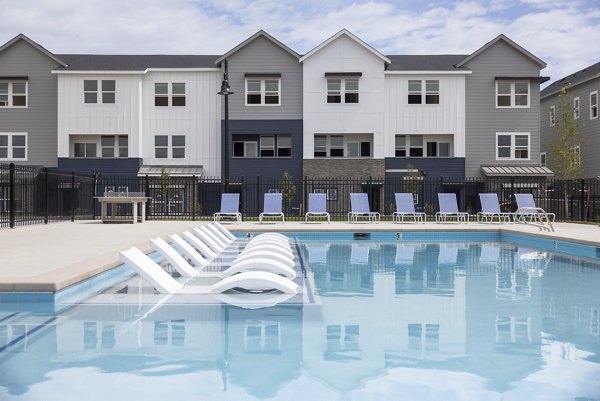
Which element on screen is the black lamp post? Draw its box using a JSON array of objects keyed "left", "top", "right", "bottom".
[{"left": 218, "top": 59, "right": 234, "bottom": 185}]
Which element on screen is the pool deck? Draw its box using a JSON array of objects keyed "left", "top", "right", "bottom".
[{"left": 0, "top": 219, "right": 598, "bottom": 292}]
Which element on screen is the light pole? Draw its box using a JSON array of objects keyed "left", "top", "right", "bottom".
[{"left": 218, "top": 59, "right": 234, "bottom": 186}]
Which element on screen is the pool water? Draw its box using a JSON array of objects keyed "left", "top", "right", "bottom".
[{"left": 1, "top": 238, "right": 599, "bottom": 401}]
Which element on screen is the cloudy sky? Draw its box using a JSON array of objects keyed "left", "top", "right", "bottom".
[{"left": 1, "top": 0, "right": 599, "bottom": 85}]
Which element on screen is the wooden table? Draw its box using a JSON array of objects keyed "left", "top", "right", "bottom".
[{"left": 96, "top": 196, "right": 150, "bottom": 224}]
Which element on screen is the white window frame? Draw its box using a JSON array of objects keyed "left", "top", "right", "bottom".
[
  {"left": 154, "top": 83, "right": 169, "bottom": 107},
  {"left": 496, "top": 81, "right": 530, "bottom": 108},
  {"left": 326, "top": 78, "right": 359, "bottom": 104},
  {"left": 100, "top": 135, "right": 128, "bottom": 158},
  {"left": 171, "top": 83, "right": 186, "bottom": 107},
  {"left": 73, "top": 141, "right": 97, "bottom": 158},
  {"left": 154, "top": 134, "right": 186, "bottom": 159},
  {"left": 496, "top": 132, "right": 530, "bottom": 160},
  {"left": 590, "top": 91, "right": 598, "bottom": 120},
  {"left": 245, "top": 78, "right": 281, "bottom": 106},
  {"left": 0, "top": 133, "right": 27, "bottom": 160},
  {"left": 395, "top": 135, "right": 406, "bottom": 157},
  {"left": 408, "top": 80, "right": 439, "bottom": 105},
  {"left": 84, "top": 80, "right": 115, "bottom": 104},
  {"left": 549, "top": 105, "right": 555, "bottom": 126},
  {"left": 276, "top": 135, "right": 292, "bottom": 157},
  {"left": 260, "top": 135, "right": 275, "bottom": 157},
  {"left": 0, "top": 81, "right": 28, "bottom": 108},
  {"left": 540, "top": 152, "right": 546, "bottom": 167},
  {"left": 573, "top": 97, "right": 580, "bottom": 120}
]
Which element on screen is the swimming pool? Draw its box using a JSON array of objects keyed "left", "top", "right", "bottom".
[{"left": 1, "top": 233, "right": 599, "bottom": 400}]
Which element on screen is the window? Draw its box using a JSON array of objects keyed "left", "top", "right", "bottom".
[
  {"left": 154, "top": 135, "right": 185, "bottom": 158},
  {"left": 314, "top": 135, "right": 327, "bottom": 157},
  {"left": 496, "top": 133, "right": 530, "bottom": 160},
  {"left": 260, "top": 135, "right": 275, "bottom": 157},
  {"left": 277, "top": 135, "right": 292, "bottom": 157},
  {"left": 395, "top": 135, "right": 406, "bottom": 156},
  {"left": 427, "top": 141, "right": 451, "bottom": 157},
  {"left": 408, "top": 80, "right": 439, "bottom": 105},
  {"left": 496, "top": 81, "right": 529, "bottom": 108},
  {"left": 155, "top": 83, "right": 168, "bottom": 106},
  {"left": 100, "top": 135, "right": 128, "bottom": 158},
  {"left": 172, "top": 83, "right": 186, "bottom": 106},
  {"left": 347, "top": 141, "right": 371, "bottom": 157},
  {"left": 0, "top": 82, "right": 27, "bottom": 107},
  {"left": 330, "top": 136, "right": 344, "bottom": 157},
  {"left": 327, "top": 78, "right": 359, "bottom": 104},
  {"left": 0, "top": 133, "right": 27, "bottom": 160},
  {"left": 74, "top": 142, "right": 96, "bottom": 158},
  {"left": 233, "top": 141, "right": 258, "bottom": 158},
  {"left": 409, "top": 135, "right": 423, "bottom": 157},
  {"left": 591, "top": 91, "right": 598, "bottom": 119},
  {"left": 549, "top": 105, "right": 555, "bottom": 126},
  {"left": 84, "top": 80, "right": 115, "bottom": 104},
  {"left": 245, "top": 79, "right": 280, "bottom": 105},
  {"left": 540, "top": 152, "right": 546, "bottom": 167},
  {"left": 102, "top": 80, "right": 115, "bottom": 103},
  {"left": 574, "top": 97, "right": 580, "bottom": 119}
]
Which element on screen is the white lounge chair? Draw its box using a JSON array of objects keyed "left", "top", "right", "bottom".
[
  {"left": 214, "top": 193, "right": 242, "bottom": 224},
  {"left": 514, "top": 193, "right": 555, "bottom": 231},
  {"left": 213, "top": 221, "right": 237, "bottom": 241},
  {"left": 305, "top": 193, "right": 330, "bottom": 223},
  {"left": 477, "top": 193, "right": 514, "bottom": 223},
  {"left": 150, "top": 237, "right": 202, "bottom": 278},
  {"left": 119, "top": 247, "right": 299, "bottom": 294},
  {"left": 168, "top": 233, "right": 210, "bottom": 268},
  {"left": 182, "top": 230, "right": 218, "bottom": 260}
]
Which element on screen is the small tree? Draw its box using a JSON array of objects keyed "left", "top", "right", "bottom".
[
  {"left": 278, "top": 171, "right": 296, "bottom": 214},
  {"left": 547, "top": 84, "right": 582, "bottom": 179}
]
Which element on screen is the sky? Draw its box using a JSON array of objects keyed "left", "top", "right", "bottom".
[{"left": 0, "top": 0, "right": 599, "bottom": 85}]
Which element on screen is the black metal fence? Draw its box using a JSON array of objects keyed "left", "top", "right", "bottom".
[{"left": 2, "top": 163, "right": 600, "bottom": 228}]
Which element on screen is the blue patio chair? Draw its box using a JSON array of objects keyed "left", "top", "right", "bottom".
[
  {"left": 477, "top": 193, "right": 514, "bottom": 223},
  {"left": 435, "top": 193, "right": 469, "bottom": 223},
  {"left": 259, "top": 193, "right": 284, "bottom": 223},
  {"left": 392, "top": 193, "right": 426, "bottom": 223},
  {"left": 348, "top": 193, "right": 380, "bottom": 223},
  {"left": 514, "top": 193, "right": 555, "bottom": 231},
  {"left": 305, "top": 193, "right": 330, "bottom": 223},
  {"left": 214, "top": 193, "right": 242, "bottom": 224}
]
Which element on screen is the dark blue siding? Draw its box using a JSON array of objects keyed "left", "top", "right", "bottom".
[
  {"left": 385, "top": 157, "right": 465, "bottom": 179},
  {"left": 58, "top": 158, "right": 142, "bottom": 177},
  {"left": 223, "top": 119, "right": 303, "bottom": 179}
]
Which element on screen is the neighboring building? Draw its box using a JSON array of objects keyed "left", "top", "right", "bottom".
[
  {"left": 216, "top": 31, "right": 303, "bottom": 181},
  {"left": 0, "top": 34, "right": 67, "bottom": 168},
  {"left": 540, "top": 61, "right": 600, "bottom": 178}
]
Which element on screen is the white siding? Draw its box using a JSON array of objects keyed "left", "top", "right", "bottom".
[
  {"left": 302, "top": 35, "right": 386, "bottom": 159},
  {"left": 384, "top": 74, "right": 466, "bottom": 157}
]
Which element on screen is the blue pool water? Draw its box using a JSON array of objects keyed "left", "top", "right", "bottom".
[{"left": 1, "top": 234, "right": 599, "bottom": 400}]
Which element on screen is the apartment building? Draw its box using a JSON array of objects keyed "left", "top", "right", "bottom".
[
  {"left": 540, "top": 61, "right": 600, "bottom": 178},
  {"left": 1, "top": 31, "right": 550, "bottom": 181}
]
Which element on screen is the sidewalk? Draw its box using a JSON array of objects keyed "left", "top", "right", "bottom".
[{"left": 0, "top": 219, "right": 598, "bottom": 292}]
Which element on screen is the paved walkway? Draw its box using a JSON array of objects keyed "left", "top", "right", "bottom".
[{"left": 0, "top": 219, "right": 598, "bottom": 292}]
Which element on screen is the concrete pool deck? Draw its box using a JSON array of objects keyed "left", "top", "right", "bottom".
[{"left": 0, "top": 219, "right": 598, "bottom": 292}]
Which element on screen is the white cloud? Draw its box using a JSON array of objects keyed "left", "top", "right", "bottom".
[{"left": 0, "top": 0, "right": 598, "bottom": 84}]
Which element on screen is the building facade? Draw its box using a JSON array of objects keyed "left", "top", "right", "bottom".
[
  {"left": 0, "top": 31, "right": 550, "bottom": 181},
  {"left": 540, "top": 61, "right": 600, "bottom": 178}
]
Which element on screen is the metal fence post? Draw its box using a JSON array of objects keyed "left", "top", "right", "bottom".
[
  {"left": 256, "top": 175, "right": 261, "bottom": 217},
  {"left": 43, "top": 167, "right": 49, "bottom": 224},
  {"left": 9, "top": 163, "right": 15, "bottom": 228},
  {"left": 145, "top": 174, "right": 150, "bottom": 220},
  {"left": 580, "top": 178, "right": 585, "bottom": 222},
  {"left": 192, "top": 175, "right": 196, "bottom": 221},
  {"left": 71, "top": 171, "right": 76, "bottom": 222},
  {"left": 92, "top": 172, "right": 98, "bottom": 221}
]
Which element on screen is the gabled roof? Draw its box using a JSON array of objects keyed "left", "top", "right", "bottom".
[
  {"left": 216, "top": 30, "right": 300, "bottom": 65},
  {"left": 300, "top": 29, "right": 391, "bottom": 64},
  {"left": 386, "top": 55, "right": 469, "bottom": 71},
  {"left": 541, "top": 61, "right": 600, "bottom": 99},
  {"left": 0, "top": 33, "right": 68, "bottom": 67},
  {"left": 54, "top": 54, "right": 219, "bottom": 71},
  {"left": 455, "top": 34, "right": 546, "bottom": 69}
]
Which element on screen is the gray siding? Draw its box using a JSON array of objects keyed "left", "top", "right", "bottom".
[
  {"left": 464, "top": 40, "right": 543, "bottom": 177},
  {"left": 58, "top": 158, "right": 142, "bottom": 176},
  {"left": 540, "top": 78, "right": 600, "bottom": 178},
  {"left": 225, "top": 36, "right": 302, "bottom": 120},
  {"left": 303, "top": 159, "right": 385, "bottom": 178},
  {"left": 385, "top": 157, "right": 465, "bottom": 179},
  {"left": 225, "top": 119, "right": 303, "bottom": 179},
  {"left": 0, "top": 39, "right": 60, "bottom": 167}
]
